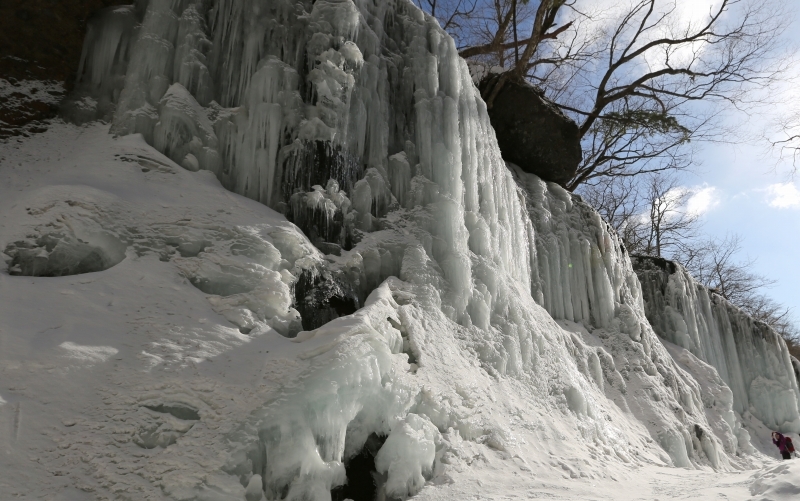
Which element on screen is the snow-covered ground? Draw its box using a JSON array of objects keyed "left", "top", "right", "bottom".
[
  {"left": 1, "top": 121, "right": 798, "bottom": 500},
  {"left": 1, "top": 0, "right": 799, "bottom": 498}
]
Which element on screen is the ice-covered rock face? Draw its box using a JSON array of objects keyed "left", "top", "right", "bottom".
[
  {"left": 513, "top": 167, "right": 765, "bottom": 470},
  {"left": 634, "top": 256, "right": 800, "bottom": 434},
  {"left": 73, "top": 0, "right": 536, "bottom": 338},
  {"left": 57, "top": 0, "right": 798, "bottom": 498}
]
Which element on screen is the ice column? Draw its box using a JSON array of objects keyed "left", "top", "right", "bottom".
[
  {"left": 635, "top": 257, "right": 800, "bottom": 432},
  {"left": 514, "top": 167, "right": 630, "bottom": 329}
]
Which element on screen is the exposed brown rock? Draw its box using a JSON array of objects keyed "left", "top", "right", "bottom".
[{"left": 479, "top": 73, "right": 582, "bottom": 188}]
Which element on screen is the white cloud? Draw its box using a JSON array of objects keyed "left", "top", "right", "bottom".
[
  {"left": 678, "top": 0, "right": 720, "bottom": 24},
  {"left": 765, "top": 182, "right": 800, "bottom": 208},
  {"left": 686, "top": 185, "right": 720, "bottom": 216}
]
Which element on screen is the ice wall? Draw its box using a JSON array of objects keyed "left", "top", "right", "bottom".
[
  {"left": 793, "top": 357, "right": 800, "bottom": 388},
  {"left": 512, "top": 167, "right": 627, "bottom": 328},
  {"left": 634, "top": 257, "right": 800, "bottom": 433},
  {"left": 71, "top": 0, "right": 537, "bottom": 329},
  {"left": 66, "top": 0, "right": 779, "bottom": 497},
  {"left": 511, "top": 167, "right": 767, "bottom": 467},
  {"left": 67, "top": 4, "right": 144, "bottom": 123}
]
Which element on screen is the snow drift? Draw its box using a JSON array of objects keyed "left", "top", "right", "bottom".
[{"left": 1, "top": 0, "right": 798, "bottom": 499}]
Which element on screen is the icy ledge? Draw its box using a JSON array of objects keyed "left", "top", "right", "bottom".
[{"left": 634, "top": 256, "right": 800, "bottom": 433}]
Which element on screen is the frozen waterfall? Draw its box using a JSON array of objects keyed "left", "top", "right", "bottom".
[
  {"left": 71, "top": 0, "right": 536, "bottom": 328},
  {"left": 59, "top": 0, "right": 800, "bottom": 498},
  {"left": 634, "top": 256, "right": 800, "bottom": 433}
]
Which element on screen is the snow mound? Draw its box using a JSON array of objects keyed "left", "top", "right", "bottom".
[
  {"left": 750, "top": 461, "right": 800, "bottom": 499},
  {"left": 3, "top": 199, "right": 127, "bottom": 277}
]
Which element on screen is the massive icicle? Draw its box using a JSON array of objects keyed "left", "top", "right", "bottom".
[{"left": 634, "top": 257, "right": 800, "bottom": 433}]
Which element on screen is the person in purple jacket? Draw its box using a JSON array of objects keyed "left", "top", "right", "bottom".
[{"left": 772, "top": 431, "right": 792, "bottom": 460}]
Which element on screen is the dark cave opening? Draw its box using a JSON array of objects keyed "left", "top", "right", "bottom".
[
  {"left": 331, "top": 433, "right": 387, "bottom": 501},
  {"left": 293, "top": 267, "right": 360, "bottom": 331}
]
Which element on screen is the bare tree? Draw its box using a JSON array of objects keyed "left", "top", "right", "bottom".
[
  {"left": 578, "top": 174, "right": 646, "bottom": 251},
  {"left": 447, "top": 0, "right": 574, "bottom": 72},
  {"left": 769, "top": 111, "right": 800, "bottom": 169},
  {"left": 557, "top": 0, "right": 791, "bottom": 190},
  {"left": 677, "top": 234, "right": 773, "bottom": 305},
  {"left": 420, "top": 0, "right": 791, "bottom": 190},
  {"left": 585, "top": 174, "right": 700, "bottom": 256},
  {"left": 746, "top": 295, "right": 797, "bottom": 340},
  {"left": 675, "top": 234, "right": 799, "bottom": 347},
  {"left": 415, "top": 0, "right": 587, "bottom": 105},
  {"left": 784, "top": 337, "right": 800, "bottom": 360},
  {"left": 414, "top": 0, "right": 480, "bottom": 32}
]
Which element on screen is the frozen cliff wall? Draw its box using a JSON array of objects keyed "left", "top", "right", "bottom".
[
  {"left": 72, "top": 0, "right": 540, "bottom": 338},
  {"left": 634, "top": 256, "right": 800, "bottom": 434},
  {"left": 513, "top": 168, "right": 624, "bottom": 328},
  {"left": 512, "top": 166, "right": 764, "bottom": 466},
  {"left": 49, "top": 0, "right": 800, "bottom": 497}
]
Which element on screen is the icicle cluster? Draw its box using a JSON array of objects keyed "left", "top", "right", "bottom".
[
  {"left": 513, "top": 167, "right": 762, "bottom": 469},
  {"left": 635, "top": 257, "right": 800, "bottom": 433},
  {"left": 71, "top": 0, "right": 534, "bottom": 324}
]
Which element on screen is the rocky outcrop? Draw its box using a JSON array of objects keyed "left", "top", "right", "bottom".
[
  {"left": 478, "top": 74, "right": 582, "bottom": 188},
  {"left": 0, "top": 0, "right": 133, "bottom": 138}
]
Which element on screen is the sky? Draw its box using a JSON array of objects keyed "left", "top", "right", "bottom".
[
  {"left": 683, "top": 136, "right": 800, "bottom": 322},
  {"left": 671, "top": 3, "right": 800, "bottom": 321}
]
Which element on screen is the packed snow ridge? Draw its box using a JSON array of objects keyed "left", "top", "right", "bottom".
[{"left": 0, "top": 0, "right": 799, "bottom": 499}]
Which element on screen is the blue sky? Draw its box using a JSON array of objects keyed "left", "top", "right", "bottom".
[
  {"left": 686, "top": 137, "right": 800, "bottom": 318},
  {"left": 676, "top": 3, "right": 800, "bottom": 319}
]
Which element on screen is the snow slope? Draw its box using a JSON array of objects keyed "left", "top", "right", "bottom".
[
  {"left": 0, "top": 0, "right": 799, "bottom": 499},
  {"left": 0, "top": 123, "right": 317, "bottom": 499}
]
